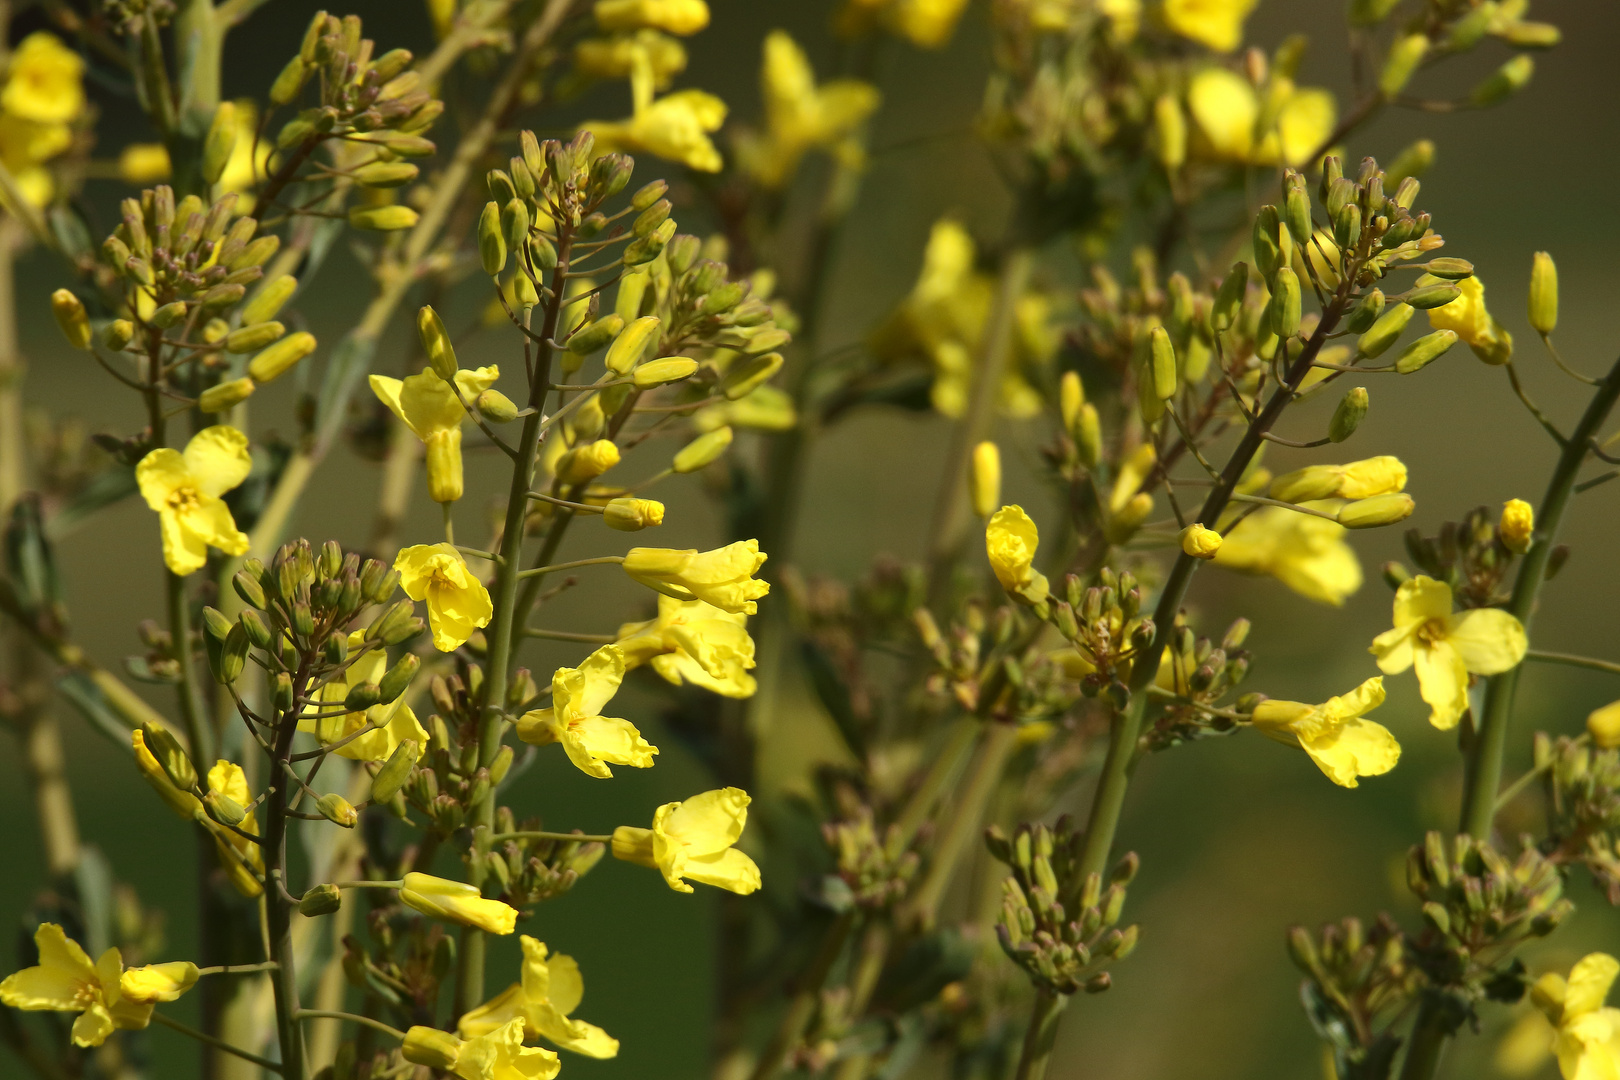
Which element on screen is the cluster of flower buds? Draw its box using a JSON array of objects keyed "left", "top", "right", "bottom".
[
  {"left": 1286, "top": 914, "right": 1418, "bottom": 1074},
  {"left": 480, "top": 808, "right": 606, "bottom": 908},
  {"left": 270, "top": 10, "right": 442, "bottom": 221},
  {"left": 392, "top": 665, "right": 504, "bottom": 832},
  {"left": 1141, "top": 616, "right": 1256, "bottom": 752},
  {"left": 1354, "top": 0, "right": 1555, "bottom": 107},
  {"left": 1044, "top": 568, "right": 1154, "bottom": 703},
  {"left": 342, "top": 917, "right": 455, "bottom": 1018},
  {"left": 1387, "top": 503, "right": 1557, "bottom": 609},
  {"left": 1406, "top": 831, "right": 1571, "bottom": 1004},
  {"left": 821, "top": 808, "right": 920, "bottom": 911},
  {"left": 985, "top": 817, "right": 1139, "bottom": 996},
  {"left": 913, "top": 601, "right": 1016, "bottom": 714},
  {"left": 1534, "top": 733, "right": 1620, "bottom": 902}
]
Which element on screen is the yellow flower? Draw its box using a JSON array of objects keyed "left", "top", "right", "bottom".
[
  {"left": 131, "top": 728, "right": 203, "bottom": 819},
  {"left": 1250, "top": 677, "right": 1400, "bottom": 788},
  {"left": 1270, "top": 455, "right": 1408, "bottom": 504},
  {"left": 0, "top": 112, "right": 71, "bottom": 205},
  {"left": 1500, "top": 498, "right": 1535, "bottom": 555},
  {"left": 1212, "top": 505, "right": 1363, "bottom": 606},
  {"left": 986, "top": 505, "right": 1050, "bottom": 604},
  {"left": 215, "top": 99, "right": 274, "bottom": 207},
  {"left": 459, "top": 936, "right": 619, "bottom": 1057},
  {"left": 889, "top": 0, "right": 973, "bottom": 47},
  {"left": 594, "top": 0, "right": 709, "bottom": 35},
  {"left": 395, "top": 544, "right": 493, "bottom": 652},
  {"left": 119, "top": 962, "right": 199, "bottom": 1005},
  {"left": 574, "top": 31, "right": 688, "bottom": 88},
  {"left": 1530, "top": 953, "right": 1620, "bottom": 1080},
  {"left": 118, "top": 143, "right": 173, "bottom": 184},
  {"left": 584, "top": 88, "right": 726, "bottom": 172},
  {"left": 1370, "top": 575, "right": 1528, "bottom": 730},
  {"left": 1162, "top": 0, "right": 1257, "bottom": 52},
  {"left": 2, "top": 33, "right": 84, "bottom": 124},
  {"left": 206, "top": 759, "right": 266, "bottom": 896},
  {"left": 1427, "top": 274, "right": 1513, "bottom": 365},
  {"left": 622, "top": 540, "right": 769, "bottom": 614},
  {"left": 616, "top": 594, "right": 758, "bottom": 698},
  {"left": 612, "top": 786, "right": 762, "bottom": 894},
  {"left": 0, "top": 924, "right": 159, "bottom": 1047},
  {"left": 1186, "top": 69, "right": 1335, "bottom": 167},
  {"left": 370, "top": 366, "right": 501, "bottom": 503},
  {"left": 1587, "top": 701, "right": 1620, "bottom": 749},
  {"left": 1187, "top": 68, "right": 1256, "bottom": 159},
  {"left": 299, "top": 631, "right": 429, "bottom": 760},
  {"left": 136, "top": 426, "right": 253, "bottom": 576},
  {"left": 736, "top": 31, "right": 880, "bottom": 189},
  {"left": 515, "top": 645, "right": 658, "bottom": 778},
  {"left": 404, "top": 1017, "right": 562, "bottom": 1080},
  {"left": 399, "top": 873, "right": 519, "bottom": 935}
]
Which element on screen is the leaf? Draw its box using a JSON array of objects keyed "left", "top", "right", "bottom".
[{"left": 5, "top": 495, "right": 65, "bottom": 627}]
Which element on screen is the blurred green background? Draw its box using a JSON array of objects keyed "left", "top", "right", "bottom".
[{"left": 3, "top": 1, "right": 1620, "bottom": 1077}]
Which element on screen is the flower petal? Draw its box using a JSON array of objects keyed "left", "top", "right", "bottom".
[
  {"left": 1298, "top": 716, "right": 1401, "bottom": 788},
  {"left": 1414, "top": 640, "right": 1470, "bottom": 730},
  {"left": 663, "top": 787, "right": 749, "bottom": 854},
  {"left": 1394, "top": 575, "right": 1454, "bottom": 628},
  {"left": 182, "top": 426, "right": 252, "bottom": 498},
  {"left": 1447, "top": 608, "right": 1528, "bottom": 676},
  {"left": 1567, "top": 955, "right": 1620, "bottom": 1020},
  {"left": 135, "top": 449, "right": 188, "bottom": 511},
  {"left": 680, "top": 846, "right": 762, "bottom": 895}
]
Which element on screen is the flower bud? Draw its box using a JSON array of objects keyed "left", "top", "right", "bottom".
[
  {"left": 399, "top": 872, "right": 517, "bottom": 934},
  {"left": 567, "top": 314, "right": 626, "bottom": 356},
  {"left": 720, "top": 352, "right": 782, "bottom": 399},
  {"left": 248, "top": 331, "right": 317, "bottom": 383},
  {"left": 502, "top": 197, "right": 529, "bottom": 254},
  {"left": 1153, "top": 94, "right": 1186, "bottom": 170},
  {"left": 632, "top": 198, "right": 671, "bottom": 238},
  {"left": 343, "top": 681, "right": 382, "bottom": 712},
  {"left": 634, "top": 355, "right": 697, "bottom": 388},
  {"left": 1074, "top": 402, "right": 1102, "bottom": 466},
  {"left": 632, "top": 178, "right": 668, "bottom": 210},
  {"left": 378, "top": 653, "right": 420, "bottom": 704},
  {"left": 417, "top": 305, "right": 457, "bottom": 380},
  {"left": 970, "top": 442, "right": 1001, "bottom": 520},
  {"left": 1337, "top": 493, "right": 1416, "bottom": 529},
  {"left": 1252, "top": 207, "right": 1281, "bottom": 280},
  {"left": 1148, "top": 326, "right": 1178, "bottom": 399},
  {"left": 1333, "top": 203, "right": 1361, "bottom": 252},
  {"left": 348, "top": 205, "right": 419, "bottom": 231},
  {"left": 557, "top": 439, "right": 621, "bottom": 485},
  {"left": 468, "top": 389, "right": 515, "bottom": 424},
  {"left": 1528, "top": 252, "right": 1557, "bottom": 336},
  {"left": 201, "top": 102, "right": 238, "bottom": 185},
  {"left": 1212, "top": 262, "right": 1248, "bottom": 331},
  {"left": 1472, "top": 55, "right": 1534, "bottom": 108},
  {"left": 299, "top": 884, "right": 343, "bottom": 917},
  {"left": 1587, "top": 701, "right": 1620, "bottom": 750},
  {"left": 371, "top": 738, "right": 420, "bottom": 803},
  {"left": 1499, "top": 498, "right": 1534, "bottom": 554},
  {"left": 141, "top": 722, "right": 197, "bottom": 792},
  {"left": 1404, "top": 283, "right": 1461, "bottom": 310},
  {"left": 225, "top": 321, "right": 286, "bottom": 354},
  {"left": 50, "top": 289, "right": 90, "bottom": 349},
  {"left": 1357, "top": 303, "right": 1414, "bottom": 358},
  {"left": 239, "top": 608, "right": 272, "bottom": 648},
  {"left": 477, "top": 201, "right": 505, "bottom": 276},
  {"left": 604, "top": 497, "right": 665, "bottom": 531},
  {"left": 402, "top": 1026, "right": 461, "bottom": 1069},
  {"left": 1284, "top": 182, "right": 1312, "bottom": 248},
  {"left": 1386, "top": 139, "right": 1435, "bottom": 187},
  {"left": 605, "top": 315, "right": 661, "bottom": 374},
  {"left": 1345, "top": 289, "right": 1385, "bottom": 334},
  {"left": 1270, "top": 267, "right": 1301, "bottom": 339},
  {"left": 242, "top": 275, "right": 297, "bottom": 325},
  {"left": 1379, "top": 34, "right": 1428, "bottom": 98},
  {"left": 1394, "top": 329, "right": 1457, "bottom": 374},
  {"left": 269, "top": 56, "right": 308, "bottom": 105},
  {"left": 151, "top": 301, "right": 188, "bottom": 329},
  {"left": 205, "top": 789, "right": 247, "bottom": 827},
  {"left": 316, "top": 793, "right": 358, "bottom": 828},
  {"left": 673, "top": 426, "right": 732, "bottom": 473},
  {"left": 1329, "top": 387, "right": 1368, "bottom": 442},
  {"left": 1180, "top": 524, "right": 1222, "bottom": 559},
  {"left": 104, "top": 319, "right": 135, "bottom": 351}
]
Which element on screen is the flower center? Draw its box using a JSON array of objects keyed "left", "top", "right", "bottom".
[
  {"left": 1415, "top": 617, "right": 1449, "bottom": 646},
  {"left": 72, "top": 978, "right": 101, "bottom": 1009},
  {"left": 167, "top": 485, "right": 201, "bottom": 513}
]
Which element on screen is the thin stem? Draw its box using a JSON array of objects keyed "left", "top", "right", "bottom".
[
  {"left": 195, "top": 961, "right": 280, "bottom": 976},
  {"left": 1012, "top": 989, "right": 1069, "bottom": 1080},
  {"left": 522, "top": 628, "right": 616, "bottom": 643},
  {"left": 151, "top": 1011, "right": 284, "bottom": 1074},
  {"left": 293, "top": 1011, "right": 406, "bottom": 1043},
  {"left": 486, "top": 831, "right": 613, "bottom": 844},
  {"left": 1523, "top": 649, "right": 1620, "bottom": 677},
  {"left": 330, "top": 879, "right": 405, "bottom": 890},
  {"left": 518, "top": 555, "right": 624, "bottom": 578}
]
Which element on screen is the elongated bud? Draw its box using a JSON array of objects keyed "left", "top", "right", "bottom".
[
  {"left": 673, "top": 426, "right": 732, "bottom": 473},
  {"left": 557, "top": 440, "right": 621, "bottom": 485},
  {"left": 201, "top": 102, "right": 238, "bottom": 184},
  {"left": 476, "top": 389, "right": 518, "bottom": 423},
  {"left": 1180, "top": 524, "right": 1222, "bottom": 559},
  {"left": 1421, "top": 258, "right": 1473, "bottom": 281},
  {"left": 354, "top": 161, "right": 419, "bottom": 188},
  {"left": 568, "top": 314, "right": 626, "bottom": 356},
  {"left": 205, "top": 789, "right": 247, "bottom": 827},
  {"left": 248, "top": 331, "right": 317, "bottom": 383},
  {"left": 633, "top": 356, "right": 697, "bottom": 388},
  {"left": 417, "top": 306, "right": 457, "bottom": 380},
  {"left": 603, "top": 497, "right": 664, "bottom": 531},
  {"left": 1346, "top": 289, "right": 1385, "bottom": 334},
  {"left": 1059, "top": 371, "right": 1084, "bottom": 434},
  {"left": 1075, "top": 402, "right": 1102, "bottom": 466},
  {"left": 720, "top": 352, "right": 782, "bottom": 399},
  {"left": 1270, "top": 267, "right": 1301, "bottom": 339},
  {"left": 1337, "top": 493, "right": 1416, "bottom": 528},
  {"left": 270, "top": 55, "right": 308, "bottom": 105},
  {"left": 1284, "top": 181, "right": 1312, "bottom": 247},
  {"left": 151, "top": 301, "right": 188, "bottom": 330},
  {"left": 1333, "top": 203, "right": 1362, "bottom": 251},
  {"left": 1528, "top": 252, "right": 1557, "bottom": 335},
  {"left": 502, "top": 198, "right": 529, "bottom": 254},
  {"left": 402, "top": 1027, "right": 461, "bottom": 1070},
  {"left": 1472, "top": 55, "right": 1534, "bottom": 107},
  {"left": 1152, "top": 93, "right": 1186, "bottom": 169},
  {"left": 1380, "top": 35, "right": 1428, "bottom": 98},
  {"left": 316, "top": 793, "right": 358, "bottom": 828},
  {"left": 1211, "top": 262, "right": 1247, "bottom": 331},
  {"left": 478, "top": 201, "right": 505, "bottom": 276},
  {"left": 243, "top": 275, "right": 297, "bottom": 325},
  {"left": 225, "top": 321, "right": 286, "bottom": 354},
  {"left": 299, "top": 883, "right": 343, "bottom": 916},
  {"left": 1357, "top": 303, "right": 1414, "bottom": 358},
  {"left": 1148, "top": 326, "right": 1177, "bottom": 399},
  {"left": 1386, "top": 139, "right": 1435, "bottom": 187},
  {"left": 371, "top": 739, "right": 420, "bottom": 803},
  {"left": 631, "top": 179, "right": 668, "bottom": 210},
  {"left": 1252, "top": 208, "right": 1281, "bottom": 280},
  {"left": 51, "top": 290, "right": 91, "bottom": 349},
  {"left": 344, "top": 681, "right": 382, "bottom": 712},
  {"left": 1499, "top": 499, "right": 1534, "bottom": 554},
  {"left": 142, "top": 722, "right": 197, "bottom": 791},
  {"left": 970, "top": 442, "right": 1001, "bottom": 519},
  {"left": 1329, "top": 387, "right": 1368, "bottom": 442},
  {"left": 604, "top": 315, "right": 661, "bottom": 374},
  {"left": 378, "top": 654, "right": 419, "bottom": 704},
  {"left": 1394, "top": 329, "right": 1457, "bottom": 374},
  {"left": 1404, "top": 283, "right": 1461, "bottom": 310},
  {"left": 349, "top": 205, "right": 420, "bottom": 231}
]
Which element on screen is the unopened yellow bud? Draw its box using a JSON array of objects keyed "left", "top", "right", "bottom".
[
  {"left": 1329, "top": 387, "right": 1369, "bottom": 442},
  {"left": 634, "top": 356, "right": 698, "bottom": 388},
  {"left": 201, "top": 101, "right": 238, "bottom": 185},
  {"left": 119, "top": 143, "right": 172, "bottom": 184},
  {"left": 1271, "top": 267, "right": 1302, "bottom": 339},
  {"left": 1379, "top": 34, "right": 1428, "bottom": 98},
  {"left": 1153, "top": 94, "right": 1186, "bottom": 170},
  {"left": 673, "top": 426, "right": 732, "bottom": 473},
  {"left": 399, "top": 872, "right": 518, "bottom": 934},
  {"left": 402, "top": 1026, "right": 462, "bottom": 1070},
  {"left": 1106, "top": 492, "right": 1154, "bottom": 544},
  {"left": 225, "top": 321, "right": 285, "bottom": 354},
  {"left": 605, "top": 315, "right": 661, "bottom": 374},
  {"left": 349, "top": 205, "right": 420, "bottom": 231},
  {"left": 970, "top": 441, "right": 1001, "bottom": 519},
  {"left": 1499, "top": 499, "right": 1534, "bottom": 554},
  {"left": 425, "top": 429, "right": 464, "bottom": 503},
  {"left": 1528, "top": 252, "right": 1558, "bottom": 336},
  {"left": 1180, "top": 524, "right": 1222, "bottom": 559},
  {"left": 316, "top": 793, "right": 358, "bottom": 828},
  {"left": 247, "top": 331, "right": 317, "bottom": 383},
  {"left": 1148, "top": 325, "right": 1178, "bottom": 399},
  {"left": 104, "top": 319, "right": 135, "bottom": 351},
  {"left": 1074, "top": 402, "right": 1102, "bottom": 465},
  {"left": 417, "top": 305, "right": 458, "bottom": 380},
  {"left": 1271, "top": 456, "right": 1407, "bottom": 503},
  {"left": 1336, "top": 493, "right": 1415, "bottom": 529},
  {"left": 1059, "top": 371, "right": 1084, "bottom": 433},
  {"left": 1472, "top": 55, "right": 1533, "bottom": 108},
  {"left": 721, "top": 352, "right": 783, "bottom": 400},
  {"left": 604, "top": 497, "right": 665, "bottom": 531},
  {"left": 1588, "top": 701, "right": 1620, "bottom": 749},
  {"left": 476, "top": 389, "right": 519, "bottom": 423},
  {"left": 595, "top": 0, "right": 710, "bottom": 35},
  {"left": 199, "top": 378, "right": 255, "bottom": 413},
  {"left": 50, "top": 289, "right": 90, "bottom": 349},
  {"left": 242, "top": 275, "right": 297, "bottom": 325},
  {"left": 558, "top": 439, "right": 621, "bottom": 485}
]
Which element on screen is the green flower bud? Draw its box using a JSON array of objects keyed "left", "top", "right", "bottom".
[
  {"left": 371, "top": 738, "right": 420, "bottom": 804},
  {"left": 151, "top": 301, "right": 188, "bottom": 330},
  {"left": 502, "top": 198, "right": 529, "bottom": 254},
  {"left": 1270, "top": 267, "right": 1302, "bottom": 339},
  {"left": 567, "top": 314, "right": 625, "bottom": 355},
  {"left": 299, "top": 884, "right": 343, "bottom": 917},
  {"left": 1385, "top": 139, "right": 1435, "bottom": 187},
  {"left": 199, "top": 378, "right": 255, "bottom": 414},
  {"left": 529, "top": 232, "right": 557, "bottom": 273},
  {"left": 378, "top": 653, "right": 420, "bottom": 705},
  {"left": 633, "top": 355, "right": 697, "bottom": 388},
  {"left": 1394, "top": 329, "right": 1457, "bottom": 374},
  {"left": 1472, "top": 55, "right": 1534, "bottom": 108},
  {"left": 225, "top": 322, "right": 285, "bottom": 356},
  {"left": 1337, "top": 493, "right": 1416, "bottom": 528},
  {"left": 343, "top": 681, "right": 382, "bottom": 713},
  {"left": 604, "top": 315, "right": 661, "bottom": 374},
  {"left": 50, "top": 289, "right": 90, "bottom": 349},
  {"left": 721, "top": 352, "right": 783, "bottom": 400},
  {"left": 103, "top": 319, "right": 135, "bottom": 351},
  {"left": 1404, "top": 283, "right": 1461, "bottom": 309},
  {"left": 623, "top": 218, "right": 676, "bottom": 266},
  {"left": 1333, "top": 202, "right": 1361, "bottom": 251},
  {"left": 242, "top": 275, "right": 297, "bottom": 325},
  {"left": 477, "top": 201, "right": 506, "bottom": 276},
  {"left": 1148, "top": 326, "right": 1177, "bottom": 400},
  {"left": 1211, "top": 262, "right": 1248, "bottom": 331},
  {"left": 198, "top": 283, "right": 246, "bottom": 312},
  {"left": 633, "top": 198, "right": 671, "bottom": 238},
  {"left": 1379, "top": 35, "right": 1428, "bottom": 98},
  {"left": 1346, "top": 289, "right": 1385, "bottom": 334},
  {"left": 1252, "top": 206, "right": 1281, "bottom": 280},
  {"left": 354, "top": 161, "right": 419, "bottom": 188},
  {"left": 1284, "top": 183, "right": 1312, "bottom": 248},
  {"left": 205, "top": 789, "right": 247, "bottom": 827},
  {"left": 269, "top": 56, "right": 309, "bottom": 106},
  {"left": 142, "top": 722, "right": 197, "bottom": 791},
  {"left": 248, "top": 331, "right": 317, "bottom": 383},
  {"left": 673, "top": 426, "right": 733, "bottom": 473},
  {"left": 1357, "top": 304, "right": 1414, "bottom": 358},
  {"left": 1529, "top": 251, "right": 1557, "bottom": 335},
  {"left": 631, "top": 178, "right": 668, "bottom": 210},
  {"left": 1329, "top": 387, "right": 1369, "bottom": 442},
  {"left": 477, "top": 389, "right": 519, "bottom": 423},
  {"left": 416, "top": 305, "right": 457, "bottom": 380},
  {"left": 201, "top": 102, "right": 238, "bottom": 185},
  {"left": 349, "top": 205, "right": 419, "bottom": 231}
]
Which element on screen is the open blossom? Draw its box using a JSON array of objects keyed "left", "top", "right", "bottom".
[
  {"left": 136, "top": 426, "right": 253, "bottom": 576},
  {"left": 1370, "top": 575, "right": 1527, "bottom": 730},
  {"left": 1426, "top": 273, "right": 1513, "bottom": 365},
  {"left": 622, "top": 540, "right": 769, "bottom": 614},
  {"left": 613, "top": 787, "right": 761, "bottom": 894},
  {"left": 1530, "top": 953, "right": 1620, "bottom": 1080},
  {"left": 395, "top": 543, "right": 494, "bottom": 652},
  {"left": 0, "top": 32, "right": 84, "bottom": 206},
  {"left": 404, "top": 1017, "right": 561, "bottom": 1080},
  {"left": 515, "top": 645, "right": 658, "bottom": 778},
  {"left": 617, "top": 594, "right": 757, "bottom": 698},
  {"left": 370, "top": 366, "right": 501, "bottom": 503},
  {"left": 1186, "top": 67, "right": 1335, "bottom": 167},
  {"left": 986, "top": 505, "right": 1049, "bottom": 604},
  {"left": 459, "top": 936, "right": 619, "bottom": 1058},
  {"left": 736, "top": 31, "right": 880, "bottom": 189},
  {"left": 300, "top": 631, "right": 429, "bottom": 760},
  {"left": 400, "top": 873, "right": 519, "bottom": 935},
  {"left": 0, "top": 924, "right": 194, "bottom": 1047},
  {"left": 1250, "top": 677, "right": 1400, "bottom": 788},
  {"left": 1213, "top": 504, "right": 1363, "bottom": 606},
  {"left": 1162, "top": 0, "right": 1258, "bottom": 52}
]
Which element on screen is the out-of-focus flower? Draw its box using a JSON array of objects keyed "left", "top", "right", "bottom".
[{"left": 735, "top": 31, "right": 879, "bottom": 189}]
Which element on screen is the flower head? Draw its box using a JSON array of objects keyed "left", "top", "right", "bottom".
[
  {"left": 594, "top": 0, "right": 709, "bottom": 34},
  {"left": 1370, "top": 575, "right": 1528, "bottom": 730},
  {"left": 1187, "top": 68, "right": 1335, "bottom": 167},
  {"left": 395, "top": 544, "right": 494, "bottom": 652},
  {"left": 622, "top": 540, "right": 769, "bottom": 614},
  {"left": 1250, "top": 677, "right": 1400, "bottom": 788},
  {"left": 515, "top": 645, "right": 658, "bottom": 778},
  {"left": 1530, "top": 953, "right": 1620, "bottom": 1080},
  {"left": 616, "top": 594, "right": 757, "bottom": 698},
  {"left": 0, "top": 924, "right": 173, "bottom": 1047},
  {"left": 986, "top": 506, "right": 1049, "bottom": 604},
  {"left": 1500, "top": 498, "right": 1535, "bottom": 555},
  {"left": 583, "top": 85, "right": 727, "bottom": 172},
  {"left": 612, "top": 787, "right": 761, "bottom": 894},
  {"left": 459, "top": 936, "right": 619, "bottom": 1057},
  {"left": 400, "top": 873, "right": 518, "bottom": 935},
  {"left": 2, "top": 33, "right": 84, "bottom": 124},
  {"left": 736, "top": 31, "right": 880, "bottom": 189},
  {"left": 1163, "top": 0, "right": 1258, "bottom": 52},
  {"left": 136, "top": 426, "right": 253, "bottom": 576},
  {"left": 1213, "top": 504, "right": 1363, "bottom": 606},
  {"left": 1427, "top": 274, "right": 1513, "bottom": 365},
  {"left": 370, "top": 366, "right": 501, "bottom": 503},
  {"left": 404, "top": 1017, "right": 561, "bottom": 1080},
  {"left": 299, "top": 631, "right": 429, "bottom": 760}
]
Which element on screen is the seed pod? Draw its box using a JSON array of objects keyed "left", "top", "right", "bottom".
[
  {"left": 1357, "top": 303, "right": 1414, "bottom": 358},
  {"left": 604, "top": 315, "right": 660, "bottom": 374},
  {"left": 248, "top": 331, "right": 317, "bottom": 383},
  {"left": 378, "top": 653, "right": 419, "bottom": 704},
  {"left": 1211, "top": 262, "right": 1248, "bottom": 331},
  {"left": 354, "top": 161, "right": 419, "bottom": 187},
  {"left": 201, "top": 102, "right": 238, "bottom": 185},
  {"left": 673, "top": 426, "right": 733, "bottom": 473},
  {"left": 1394, "top": 329, "right": 1457, "bottom": 373},
  {"left": 242, "top": 275, "right": 297, "bottom": 325},
  {"left": 1528, "top": 251, "right": 1557, "bottom": 335},
  {"left": 1345, "top": 289, "right": 1385, "bottom": 334},
  {"left": 633, "top": 356, "right": 697, "bottom": 388},
  {"left": 1329, "top": 387, "right": 1369, "bottom": 442},
  {"left": 1270, "top": 267, "right": 1302, "bottom": 339},
  {"left": 50, "top": 290, "right": 91, "bottom": 349},
  {"left": 720, "top": 352, "right": 782, "bottom": 400},
  {"left": 349, "top": 205, "right": 419, "bottom": 231}
]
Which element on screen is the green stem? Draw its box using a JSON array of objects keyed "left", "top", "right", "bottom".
[
  {"left": 747, "top": 911, "right": 856, "bottom": 1080},
  {"left": 263, "top": 676, "right": 308, "bottom": 1080},
  {"left": 1013, "top": 989, "right": 1069, "bottom": 1080},
  {"left": 1522, "top": 648, "right": 1620, "bottom": 677},
  {"left": 1458, "top": 354, "right": 1620, "bottom": 842},
  {"left": 151, "top": 1011, "right": 283, "bottom": 1075},
  {"left": 167, "top": 570, "right": 215, "bottom": 768},
  {"left": 517, "top": 555, "right": 623, "bottom": 578},
  {"left": 486, "top": 831, "right": 613, "bottom": 844},
  {"left": 1396, "top": 996, "right": 1450, "bottom": 1080},
  {"left": 293, "top": 1011, "right": 406, "bottom": 1042}
]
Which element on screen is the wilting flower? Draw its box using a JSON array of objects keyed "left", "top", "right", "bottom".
[
  {"left": 515, "top": 645, "right": 658, "bottom": 778},
  {"left": 1426, "top": 274, "right": 1513, "bottom": 365},
  {"left": 136, "top": 426, "right": 253, "bottom": 576},
  {"left": 1250, "top": 677, "right": 1400, "bottom": 788},
  {"left": 395, "top": 543, "right": 494, "bottom": 652},
  {"left": 459, "top": 936, "right": 619, "bottom": 1057},
  {"left": 616, "top": 594, "right": 757, "bottom": 698},
  {"left": 612, "top": 787, "right": 762, "bottom": 894}
]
